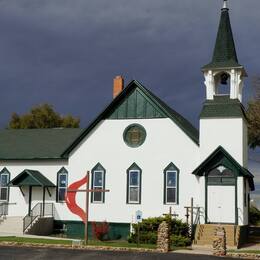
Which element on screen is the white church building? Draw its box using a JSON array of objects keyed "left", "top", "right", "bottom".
[{"left": 0, "top": 0, "right": 255, "bottom": 245}]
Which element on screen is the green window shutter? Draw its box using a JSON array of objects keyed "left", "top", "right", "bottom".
[{"left": 163, "top": 170, "right": 166, "bottom": 204}]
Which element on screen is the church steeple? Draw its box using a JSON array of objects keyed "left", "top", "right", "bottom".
[
  {"left": 202, "top": 0, "right": 246, "bottom": 102},
  {"left": 202, "top": 0, "right": 241, "bottom": 70}
]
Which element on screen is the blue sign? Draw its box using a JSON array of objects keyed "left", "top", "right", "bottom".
[{"left": 135, "top": 210, "right": 143, "bottom": 223}]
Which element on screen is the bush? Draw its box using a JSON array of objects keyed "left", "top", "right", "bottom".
[
  {"left": 91, "top": 221, "right": 109, "bottom": 241},
  {"left": 128, "top": 216, "right": 190, "bottom": 246},
  {"left": 128, "top": 231, "right": 157, "bottom": 244},
  {"left": 249, "top": 206, "right": 260, "bottom": 225},
  {"left": 170, "top": 235, "right": 191, "bottom": 247}
]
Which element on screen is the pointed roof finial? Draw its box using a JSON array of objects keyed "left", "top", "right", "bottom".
[{"left": 222, "top": 0, "right": 228, "bottom": 10}]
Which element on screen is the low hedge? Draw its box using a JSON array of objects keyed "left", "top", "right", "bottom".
[
  {"left": 170, "top": 235, "right": 191, "bottom": 247},
  {"left": 128, "top": 216, "right": 191, "bottom": 247}
]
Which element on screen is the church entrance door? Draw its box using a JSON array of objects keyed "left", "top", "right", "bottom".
[{"left": 207, "top": 185, "right": 235, "bottom": 224}]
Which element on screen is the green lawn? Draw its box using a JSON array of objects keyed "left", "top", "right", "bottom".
[
  {"left": 0, "top": 236, "right": 73, "bottom": 245},
  {"left": 228, "top": 249, "right": 260, "bottom": 255},
  {"left": 87, "top": 240, "right": 156, "bottom": 249},
  {"left": 0, "top": 236, "right": 156, "bottom": 249}
]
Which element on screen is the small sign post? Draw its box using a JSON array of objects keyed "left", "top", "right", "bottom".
[{"left": 135, "top": 210, "right": 143, "bottom": 247}]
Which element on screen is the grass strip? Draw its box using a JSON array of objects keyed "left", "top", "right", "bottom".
[
  {"left": 0, "top": 237, "right": 156, "bottom": 249},
  {"left": 228, "top": 249, "right": 260, "bottom": 254},
  {"left": 0, "top": 236, "right": 72, "bottom": 245}
]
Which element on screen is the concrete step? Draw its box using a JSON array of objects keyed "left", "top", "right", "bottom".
[
  {"left": 25, "top": 217, "right": 53, "bottom": 236},
  {"left": 196, "top": 241, "right": 236, "bottom": 246},
  {"left": 0, "top": 217, "right": 23, "bottom": 234},
  {"left": 198, "top": 234, "right": 235, "bottom": 239},
  {"left": 194, "top": 224, "right": 237, "bottom": 247}
]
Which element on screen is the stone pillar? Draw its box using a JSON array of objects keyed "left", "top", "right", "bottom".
[
  {"left": 157, "top": 221, "right": 170, "bottom": 252},
  {"left": 212, "top": 226, "right": 227, "bottom": 256}
]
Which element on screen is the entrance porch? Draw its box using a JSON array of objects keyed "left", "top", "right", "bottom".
[{"left": 8, "top": 169, "right": 56, "bottom": 234}]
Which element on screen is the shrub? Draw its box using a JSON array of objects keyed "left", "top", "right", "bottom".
[
  {"left": 170, "top": 235, "right": 192, "bottom": 247},
  {"left": 128, "top": 231, "right": 157, "bottom": 244},
  {"left": 249, "top": 206, "right": 260, "bottom": 225},
  {"left": 92, "top": 221, "right": 109, "bottom": 241},
  {"left": 128, "top": 216, "right": 190, "bottom": 246}
]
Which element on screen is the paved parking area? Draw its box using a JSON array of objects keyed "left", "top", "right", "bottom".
[{"left": 0, "top": 246, "right": 236, "bottom": 260}]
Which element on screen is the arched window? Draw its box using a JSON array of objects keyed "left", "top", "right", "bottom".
[
  {"left": 164, "top": 163, "right": 179, "bottom": 204},
  {"left": 126, "top": 163, "right": 142, "bottom": 204},
  {"left": 91, "top": 163, "right": 106, "bottom": 203},
  {"left": 0, "top": 168, "right": 10, "bottom": 201},
  {"left": 56, "top": 167, "right": 68, "bottom": 202}
]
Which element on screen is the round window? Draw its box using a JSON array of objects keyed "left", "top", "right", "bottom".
[{"left": 123, "top": 124, "right": 146, "bottom": 148}]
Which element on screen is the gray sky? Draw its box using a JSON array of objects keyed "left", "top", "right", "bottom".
[{"left": 0, "top": 0, "right": 260, "bottom": 129}]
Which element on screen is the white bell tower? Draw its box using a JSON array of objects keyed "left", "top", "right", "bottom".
[
  {"left": 200, "top": 0, "right": 248, "bottom": 167},
  {"left": 204, "top": 69, "right": 245, "bottom": 102}
]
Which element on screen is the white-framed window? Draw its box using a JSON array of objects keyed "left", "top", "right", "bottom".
[
  {"left": 93, "top": 170, "right": 104, "bottom": 203},
  {"left": 0, "top": 168, "right": 10, "bottom": 201},
  {"left": 127, "top": 163, "right": 141, "bottom": 204},
  {"left": 164, "top": 163, "right": 179, "bottom": 204},
  {"left": 165, "top": 170, "right": 177, "bottom": 204},
  {"left": 57, "top": 168, "right": 68, "bottom": 202},
  {"left": 91, "top": 163, "right": 106, "bottom": 203}
]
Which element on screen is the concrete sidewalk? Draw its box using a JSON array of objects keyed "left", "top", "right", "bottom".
[{"left": 173, "top": 245, "right": 212, "bottom": 256}]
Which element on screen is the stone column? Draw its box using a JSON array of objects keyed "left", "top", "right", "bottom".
[
  {"left": 157, "top": 221, "right": 170, "bottom": 252},
  {"left": 212, "top": 226, "right": 227, "bottom": 256}
]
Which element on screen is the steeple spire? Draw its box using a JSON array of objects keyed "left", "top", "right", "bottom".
[
  {"left": 202, "top": 0, "right": 242, "bottom": 70},
  {"left": 201, "top": 1, "right": 247, "bottom": 102}
]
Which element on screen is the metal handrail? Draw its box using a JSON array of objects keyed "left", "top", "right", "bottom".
[
  {"left": 194, "top": 207, "right": 201, "bottom": 225},
  {"left": 23, "top": 203, "right": 54, "bottom": 233}
]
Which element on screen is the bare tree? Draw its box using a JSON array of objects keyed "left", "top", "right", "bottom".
[{"left": 252, "top": 76, "right": 260, "bottom": 100}]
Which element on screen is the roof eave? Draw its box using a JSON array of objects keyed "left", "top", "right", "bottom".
[{"left": 201, "top": 65, "right": 247, "bottom": 76}]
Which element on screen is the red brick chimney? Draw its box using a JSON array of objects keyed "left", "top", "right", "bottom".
[{"left": 113, "top": 76, "right": 124, "bottom": 98}]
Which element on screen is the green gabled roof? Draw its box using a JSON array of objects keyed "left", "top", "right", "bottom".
[
  {"left": 202, "top": 6, "right": 242, "bottom": 70},
  {"left": 9, "top": 169, "right": 56, "bottom": 187},
  {"left": 200, "top": 95, "right": 247, "bottom": 120},
  {"left": 192, "top": 146, "right": 255, "bottom": 190},
  {"left": 0, "top": 128, "right": 82, "bottom": 160},
  {"left": 62, "top": 80, "right": 199, "bottom": 156}
]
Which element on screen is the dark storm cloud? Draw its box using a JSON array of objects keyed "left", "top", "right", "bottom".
[{"left": 0, "top": 0, "right": 260, "bottom": 128}]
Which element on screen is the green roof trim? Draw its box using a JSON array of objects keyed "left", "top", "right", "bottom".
[
  {"left": 0, "top": 128, "right": 82, "bottom": 160},
  {"left": 62, "top": 80, "right": 199, "bottom": 156},
  {"left": 200, "top": 95, "right": 247, "bottom": 120},
  {"left": 192, "top": 146, "right": 255, "bottom": 191},
  {"left": 9, "top": 169, "right": 56, "bottom": 187},
  {"left": 202, "top": 7, "right": 242, "bottom": 70}
]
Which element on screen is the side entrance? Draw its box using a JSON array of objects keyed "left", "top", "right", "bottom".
[
  {"left": 205, "top": 165, "right": 237, "bottom": 224},
  {"left": 207, "top": 185, "right": 236, "bottom": 224}
]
